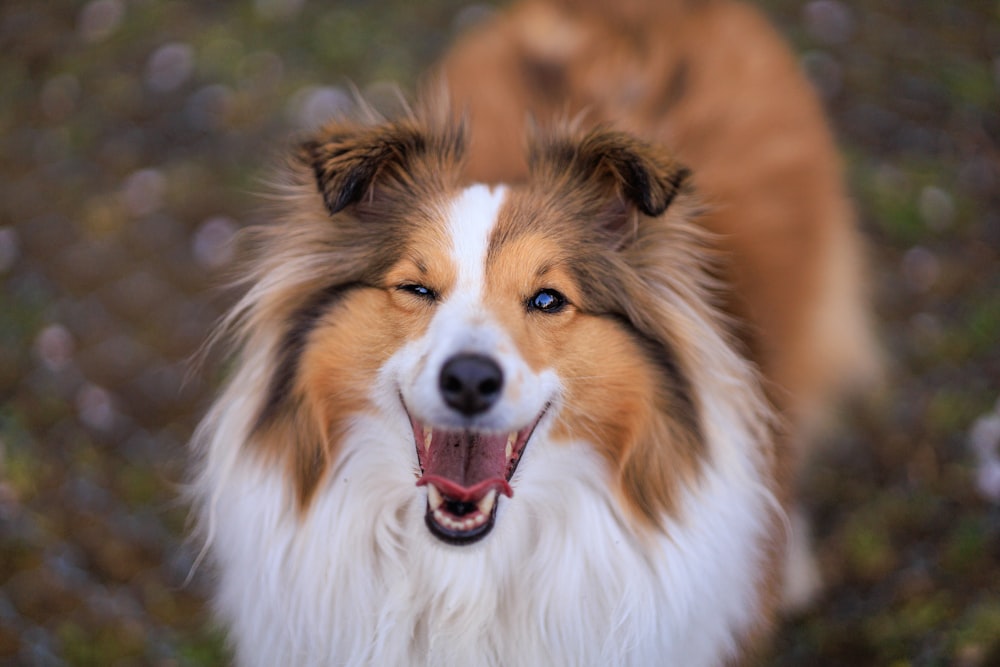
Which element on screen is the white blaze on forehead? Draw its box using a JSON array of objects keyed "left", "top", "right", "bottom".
[
  {"left": 394, "top": 181, "right": 553, "bottom": 432},
  {"left": 445, "top": 184, "right": 508, "bottom": 296}
]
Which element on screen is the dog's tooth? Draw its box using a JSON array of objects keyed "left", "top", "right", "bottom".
[
  {"left": 427, "top": 484, "right": 444, "bottom": 511},
  {"left": 423, "top": 426, "right": 433, "bottom": 451},
  {"left": 477, "top": 489, "right": 497, "bottom": 515},
  {"left": 505, "top": 432, "right": 516, "bottom": 461}
]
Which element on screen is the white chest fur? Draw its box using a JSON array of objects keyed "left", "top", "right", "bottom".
[{"left": 197, "top": 388, "right": 772, "bottom": 667}]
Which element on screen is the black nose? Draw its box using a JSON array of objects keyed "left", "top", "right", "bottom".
[{"left": 439, "top": 354, "right": 504, "bottom": 415}]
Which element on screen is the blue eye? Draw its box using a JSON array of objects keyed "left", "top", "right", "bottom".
[
  {"left": 399, "top": 284, "right": 436, "bottom": 300},
  {"left": 528, "top": 289, "right": 567, "bottom": 313}
]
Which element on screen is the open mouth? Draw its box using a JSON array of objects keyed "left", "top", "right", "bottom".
[{"left": 408, "top": 412, "right": 544, "bottom": 545}]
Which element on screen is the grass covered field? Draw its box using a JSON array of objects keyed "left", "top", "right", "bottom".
[{"left": 1, "top": 0, "right": 998, "bottom": 664}]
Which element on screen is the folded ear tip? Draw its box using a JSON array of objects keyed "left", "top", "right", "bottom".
[
  {"left": 535, "top": 127, "right": 691, "bottom": 218},
  {"left": 299, "top": 117, "right": 466, "bottom": 217},
  {"left": 635, "top": 163, "right": 691, "bottom": 217}
]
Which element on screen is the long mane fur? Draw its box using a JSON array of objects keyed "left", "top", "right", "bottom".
[{"left": 189, "top": 100, "right": 782, "bottom": 666}]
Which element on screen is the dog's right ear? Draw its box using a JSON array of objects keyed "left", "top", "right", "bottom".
[
  {"left": 299, "top": 123, "right": 425, "bottom": 216},
  {"left": 298, "top": 119, "right": 464, "bottom": 216}
]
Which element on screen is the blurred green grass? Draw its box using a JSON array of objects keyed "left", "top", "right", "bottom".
[{"left": 1, "top": 0, "right": 998, "bottom": 665}]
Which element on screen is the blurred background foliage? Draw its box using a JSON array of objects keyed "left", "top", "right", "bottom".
[{"left": 0, "top": 0, "right": 998, "bottom": 665}]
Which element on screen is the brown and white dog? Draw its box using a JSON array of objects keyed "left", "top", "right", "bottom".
[{"left": 190, "top": 0, "right": 878, "bottom": 664}]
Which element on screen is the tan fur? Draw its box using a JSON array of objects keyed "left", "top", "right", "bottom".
[
  {"left": 261, "top": 112, "right": 720, "bottom": 528},
  {"left": 207, "top": 2, "right": 877, "bottom": 660},
  {"left": 483, "top": 227, "right": 705, "bottom": 523},
  {"left": 184, "top": 3, "right": 889, "bottom": 663},
  {"left": 436, "top": 0, "right": 879, "bottom": 646},
  {"left": 234, "top": 116, "right": 468, "bottom": 508},
  {"left": 296, "top": 289, "right": 426, "bottom": 501},
  {"left": 552, "top": 314, "right": 705, "bottom": 525},
  {"left": 438, "top": 0, "right": 879, "bottom": 465}
]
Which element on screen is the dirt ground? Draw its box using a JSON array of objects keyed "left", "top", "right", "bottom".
[{"left": 1, "top": 0, "right": 998, "bottom": 665}]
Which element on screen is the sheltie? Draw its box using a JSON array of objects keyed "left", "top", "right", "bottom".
[{"left": 190, "top": 0, "right": 878, "bottom": 665}]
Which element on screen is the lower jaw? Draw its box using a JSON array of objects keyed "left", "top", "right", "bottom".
[{"left": 424, "top": 503, "right": 498, "bottom": 545}]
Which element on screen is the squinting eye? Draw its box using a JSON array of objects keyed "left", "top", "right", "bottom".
[
  {"left": 398, "top": 284, "right": 437, "bottom": 300},
  {"left": 528, "top": 288, "right": 567, "bottom": 313}
]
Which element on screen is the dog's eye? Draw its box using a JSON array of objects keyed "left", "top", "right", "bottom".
[
  {"left": 398, "top": 284, "right": 437, "bottom": 301},
  {"left": 528, "top": 289, "right": 567, "bottom": 313}
]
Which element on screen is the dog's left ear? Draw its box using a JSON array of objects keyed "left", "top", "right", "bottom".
[
  {"left": 299, "top": 119, "right": 463, "bottom": 216},
  {"left": 530, "top": 128, "right": 691, "bottom": 220}
]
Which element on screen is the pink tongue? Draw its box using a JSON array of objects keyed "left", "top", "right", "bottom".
[{"left": 416, "top": 430, "right": 513, "bottom": 500}]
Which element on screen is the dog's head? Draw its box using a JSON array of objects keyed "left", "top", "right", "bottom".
[{"left": 245, "top": 111, "right": 710, "bottom": 545}]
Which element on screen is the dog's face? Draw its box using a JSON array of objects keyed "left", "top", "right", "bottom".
[
  {"left": 384, "top": 184, "right": 561, "bottom": 543},
  {"left": 253, "top": 117, "right": 704, "bottom": 544}
]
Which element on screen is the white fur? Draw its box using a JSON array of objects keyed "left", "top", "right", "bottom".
[
  {"left": 192, "top": 186, "right": 776, "bottom": 666},
  {"left": 448, "top": 184, "right": 503, "bottom": 294}
]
